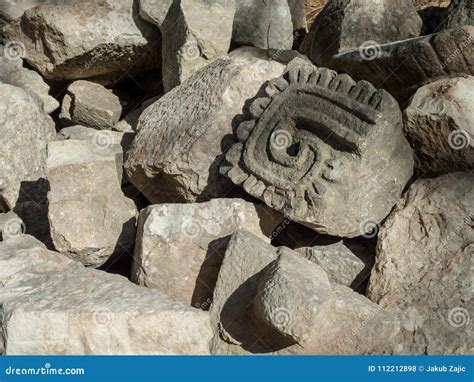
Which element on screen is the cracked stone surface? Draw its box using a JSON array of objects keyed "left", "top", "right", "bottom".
[{"left": 368, "top": 172, "right": 474, "bottom": 355}]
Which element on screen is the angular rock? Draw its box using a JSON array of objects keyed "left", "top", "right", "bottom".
[
  {"left": 60, "top": 80, "right": 122, "bottom": 130},
  {"left": 114, "top": 96, "right": 160, "bottom": 132},
  {"left": 300, "top": 0, "right": 422, "bottom": 67},
  {"left": 220, "top": 63, "right": 413, "bottom": 237},
  {"left": 444, "top": 0, "right": 474, "bottom": 29},
  {"left": 0, "top": 238, "right": 212, "bottom": 355},
  {"left": 368, "top": 172, "right": 474, "bottom": 354},
  {"left": 0, "top": 84, "right": 55, "bottom": 211},
  {"left": 132, "top": 199, "right": 281, "bottom": 307},
  {"left": 296, "top": 241, "right": 373, "bottom": 289},
  {"left": 254, "top": 251, "right": 399, "bottom": 354},
  {"left": 404, "top": 76, "right": 474, "bottom": 177},
  {"left": 233, "top": 0, "right": 294, "bottom": 50},
  {"left": 46, "top": 139, "right": 137, "bottom": 267},
  {"left": 210, "top": 230, "right": 399, "bottom": 354},
  {"left": 57, "top": 125, "right": 132, "bottom": 182},
  {"left": 125, "top": 58, "right": 285, "bottom": 203},
  {"left": 5, "top": 0, "right": 161, "bottom": 84},
  {"left": 138, "top": 0, "right": 173, "bottom": 30},
  {"left": 0, "top": 235, "right": 75, "bottom": 283},
  {"left": 0, "top": 58, "right": 59, "bottom": 114},
  {"left": 0, "top": 0, "right": 69, "bottom": 21},
  {"left": 0, "top": 211, "right": 24, "bottom": 241},
  {"left": 161, "top": 0, "right": 235, "bottom": 91},
  {"left": 332, "top": 26, "right": 474, "bottom": 105}
]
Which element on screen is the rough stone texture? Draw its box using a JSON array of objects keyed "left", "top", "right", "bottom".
[
  {"left": 0, "top": 57, "right": 59, "bottom": 114},
  {"left": 229, "top": 46, "right": 312, "bottom": 65},
  {"left": 332, "top": 26, "right": 474, "bottom": 105},
  {"left": 233, "top": 0, "right": 294, "bottom": 50},
  {"left": 300, "top": 0, "right": 422, "bottom": 68},
  {"left": 296, "top": 241, "right": 373, "bottom": 289},
  {"left": 0, "top": 84, "right": 55, "bottom": 211},
  {"left": 254, "top": 251, "right": 399, "bottom": 353},
  {"left": 46, "top": 139, "right": 137, "bottom": 267},
  {"left": 0, "top": 211, "right": 24, "bottom": 241},
  {"left": 138, "top": 0, "right": 173, "bottom": 30},
  {"left": 0, "top": 238, "right": 212, "bottom": 355},
  {"left": 125, "top": 58, "right": 285, "bottom": 204},
  {"left": 444, "top": 0, "right": 474, "bottom": 29},
  {"left": 132, "top": 199, "right": 281, "bottom": 307},
  {"left": 289, "top": 0, "right": 307, "bottom": 32},
  {"left": 221, "top": 63, "right": 413, "bottom": 237},
  {"left": 404, "top": 76, "right": 474, "bottom": 177},
  {"left": 114, "top": 96, "right": 160, "bottom": 132},
  {"left": 210, "top": 230, "right": 399, "bottom": 354},
  {"left": 368, "top": 172, "right": 474, "bottom": 354},
  {"left": 60, "top": 81, "right": 123, "bottom": 130},
  {"left": 56, "top": 125, "right": 132, "bottom": 183},
  {"left": 5, "top": 0, "right": 161, "bottom": 84},
  {"left": 0, "top": 235, "right": 74, "bottom": 282},
  {"left": 161, "top": 0, "right": 235, "bottom": 91},
  {"left": 0, "top": 0, "right": 69, "bottom": 21}
]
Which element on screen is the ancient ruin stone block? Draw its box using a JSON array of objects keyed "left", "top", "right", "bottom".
[{"left": 220, "top": 63, "right": 413, "bottom": 237}]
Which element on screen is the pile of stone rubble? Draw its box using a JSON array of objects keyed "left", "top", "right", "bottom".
[{"left": 0, "top": 0, "right": 472, "bottom": 355}]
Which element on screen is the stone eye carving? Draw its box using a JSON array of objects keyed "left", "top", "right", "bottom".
[{"left": 221, "top": 64, "right": 414, "bottom": 237}]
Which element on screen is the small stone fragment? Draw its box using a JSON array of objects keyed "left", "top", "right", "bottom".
[
  {"left": 60, "top": 81, "right": 122, "bottom": 130},
  {"left": 403, "top": 76, "right": 474, "bottom": 177}
]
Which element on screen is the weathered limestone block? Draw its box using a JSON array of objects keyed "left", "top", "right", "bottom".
[
  {"left": 60, "top": 81, "right": 122, "bottom": 130},
  {"left": 296, "top": 241, "right": 373, "bottom": 288},
  {"left": 233, "top": 0, "right": 294, "bottom": 50},
  {"left": 0, "top": 84, "right": 55, "bottom": 211},
  {"left": 138, "top": 0, "right": 173, "bottom": 30},
  {"left": 0, "top": 238, "right": 212, "bottom": 355},
  {"left": 368, "top": 172, "right": 474, "bottom": 354},
  {"left": 221, "top": 63, "right": 413, "bottom": 237},
  {"left": 300, "top": 0, "right": 422, "bottom": 67},
  {"left": 210, "top": 230, "right": 399, "bottom": 354},
  {"left": 288, "top": 0, "right": 307, "bottom": 32},
  {"left": 332, "top": 26, "right": 474, "bottom": 104},
  {"left": 5, "top": 0, "right": 161, "bottom": 84},
  {"left": 254, "top": 252, "right": 399, "bottom": 354},
  {"left": 404, "top": 76, "right": 474, "bottom": 177},
  {"left": 57, "top": 125, "right": 132, "bottom": 183},
  {"left": 161, "top": 0, "right": 235, "bottom": 91},
  {"left": 0, "top": 0, "right": 69, "bottom": 21},
  {"left": 125, "top": 58, "right": 285, "bottom": 203},
  {"left": 0, "top": 235, "right": 76, "bottom": 283},
  {"left": 0, "top": 57, "right": 59, "bottom": 114},
  {"left": 132, "top": 199, "right": 281, "bottom": 307},
  {"left": 444, "top": 0, "right": 473, "bottom": 29},
  {"left": 46, "top": 140, "right": 137, "bottom": 267}
]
